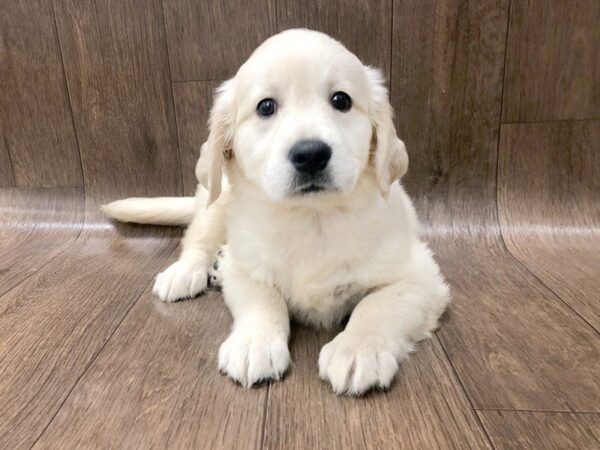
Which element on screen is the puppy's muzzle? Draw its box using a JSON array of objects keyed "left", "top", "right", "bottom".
[{"left": 289, "top": 140, "right": 332, "bottom": 176}]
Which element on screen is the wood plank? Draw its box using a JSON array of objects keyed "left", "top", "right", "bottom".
[
  {"left": 163, "top": 0, "right": 276, "bottom": 81},
  {"left": 498, "top": 121, "right": 600, "bottom": 330},
  {"left": 479, "top": 410, "right": 600, "bottom": 450},
  {"left": 0, "top": 0, "right": 82, "bottom": 187},
  {"left": 393, "top": 0, "right": 509, "bottom": 231},
  {"left": 172, "top": 81, "right": 219, "bottom": 196},
  {"left": 0, "top": 133, "right": 15, "bottom": 186},
  {"left": 33, "top": 263, "right": 266, "bottom": 450},
  {"left": 0, "top": 1, "right": 185, "bottom": 447},
  {"left": 54, "top": 0, "right": 182, "bottom": 207},
  {"left": 435, "top": 245, "right": 600, "bottom": 412},
  {"left": 0, "top": 188, "right": 84, "bottom": 296},
  {"left": 265, "top": 326, "right": 491, "bottom": 449},
  {"left": 502, "top": 0, "right": 600, "bottom": 122},
  {"left": 0, "top": 226, "right": 181, "bottom": 450},
  {"left": 277, "top": 0, "right": 392, "bottom": 78},
  {"left": 393, "top": 0, "right": 600, "bottom": 412}
]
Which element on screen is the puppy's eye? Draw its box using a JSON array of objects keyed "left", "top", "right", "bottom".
[
  {"left": 331, "top": 91, "right": 352, "bottom": 112},
  {"left": 257, "top": 98, "right": 277, "bottom": 117}
]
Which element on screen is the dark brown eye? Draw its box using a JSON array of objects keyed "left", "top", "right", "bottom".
[
  {"left": 257, "top": 98, "right": 277, "bottom": 117},
  {"left": 331, "top": 91, "right": 352, "bottom": 112}
]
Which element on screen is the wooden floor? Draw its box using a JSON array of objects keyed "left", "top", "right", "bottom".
[{"left": 1, "top": 0, "right": 599, "bottom": 448}]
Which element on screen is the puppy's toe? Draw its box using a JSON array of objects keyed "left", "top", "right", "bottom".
[
  {"left": 152, "top": 259, "right": 208, "bottom": 302},
  {"left": 218, "top": 330, "right": 290, "bottom": 387},
  {"left": 318, "top": 332, "right": 410, "bottom": 395}
]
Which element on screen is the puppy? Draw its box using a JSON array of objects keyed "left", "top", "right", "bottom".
[{"left": 103, "top": 29, "right": 450, "bottom": 395}]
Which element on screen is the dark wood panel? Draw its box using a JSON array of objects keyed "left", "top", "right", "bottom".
[
  {"left": 54, "top": 0, "right": 182, "bottom": 210},
  {"left": 277, "top": 0, "right": 392, "bottom": 77},
  {"left": 0, "top": 188, "right": 84, "bottom": 296},
  {"left": 265, "top": 327, "right": 491, "bottom": 449},
  {"left": 435, "top": 245, "right": 600, "bottom": 411},
  {"left": 498, "top": 121, "right": 600, "bottom": 330},
  {"left": 392, "top": 0, "right": 509, "bottom": 235},
  {"left": 0, "top": 0, "right": 82, "bottom": 187},
  {"left": 502, "top": 0, "right": 600, "bottom": 122},
  {"left": 172, "top": 81, "right": 219, "bottom": 196},
  {"left": 392, "top": 1, "right": 600, "bottom": 412},
  {"left": 479, "top": 410, "right": 600, "bottom": 450},
  {"left": 33, "top": 263, "right": 265, "bottom": 450},
  {"left": 0, "top": 134, "right": 15, "bottom": 186},
  {"left": 163, "top": 0, "right": 276, "bottom": 81}
]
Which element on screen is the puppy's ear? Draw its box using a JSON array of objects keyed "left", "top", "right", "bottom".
[
  {"left": 196, "top": 79, "right": 235, "bottom": 205},
  {"left": 366, "top": 67, "right": 408, "bottom": 198}
]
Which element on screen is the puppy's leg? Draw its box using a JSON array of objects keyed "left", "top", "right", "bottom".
[
  {"left": 319, "top": 247, "right": 449, "bottom": 395},
  {"left": 153, "top": 185, "right": 229, "bottom": 302},
  {"left": 219, "top": 263, "right": 290, "bottom": 387}
]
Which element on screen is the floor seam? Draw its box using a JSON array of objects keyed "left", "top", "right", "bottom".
[
  {"left": 436, "top": 335, "right": 497, "bottom": 450},
  {"left": 475, "top": 407, "right": 600, "bottom": 415},
  {"left": 259, "top": 383, "right": 271, "bottom": 450},
  {"left": 27, "top": 242, "right": 180, "bottom": 449}
]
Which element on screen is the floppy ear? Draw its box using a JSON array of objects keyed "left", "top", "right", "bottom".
[
  {"left": 195, "top": 79, "right": 235, "bottom": 205},
  {"left": 366, "top": 67, "right": 408, "bottom": 198}
]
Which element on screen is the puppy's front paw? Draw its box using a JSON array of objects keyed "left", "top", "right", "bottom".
[
  {"left": 152, "top": 259, "right": 208, "bottom": 302},
  {"left": 218, "top": 329, "right": 290, "bottom": 387},
  {"left": 319, "top": 332, "right": 413, "bottom": 395}
]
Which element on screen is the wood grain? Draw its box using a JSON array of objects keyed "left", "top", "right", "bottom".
[
  {"left": 0, "top": 187, "right": 83, "bottom": 296},
  {"left": 265, "top": 326, "right": 491, "bottom": 450},
  {"left": 393, "top": 0, "right": 600, "bottom": 412},
  {"left": 0, "top": 133, "right": 15, "bottom": 186},
  {"left": 277, "top": 0, "right": 392, "bottom": 77},
  {"left": 502, "top": 0, "right": 600, "bottom": 122},
  {"left": 172, "top": 81, "right": 219, "bottom": 196},
  {"left": 498, "top": 121, "right": 600, "bottom": 330},
  {"left": 54, "top": 0, "right": 182, "bottom": 209},
  {"left": 33, "top": 263, "right": 266, "bottom": 450},
  {"left": 0, "top": 0, "right": 82, "bottom": 187},
  {"left": 393, "top": 0, "right": 509, "bottom": 234},
  {"left": 163, "top": 0, "right": 276, "bottom": 81},
  {"left": 0, "top": 1, "right": 184, "bottom": 448},
  {"left": 479, "top": 410, "right": 600, "bottom": 450}
]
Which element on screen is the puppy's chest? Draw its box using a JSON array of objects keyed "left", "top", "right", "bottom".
[{"left": 243, "top": 217, "right": 376, "bottom": 325}]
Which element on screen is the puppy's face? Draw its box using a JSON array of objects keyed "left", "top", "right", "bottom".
[
  {"left": 198, "top": 30, "right": 408, "bottom": 205},
  {"left": 232, "top": 34, "right": 373, "bottom": 201}
]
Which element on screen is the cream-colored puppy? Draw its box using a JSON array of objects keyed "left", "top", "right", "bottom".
[{"left": 103, "top": 29, "right": 449, "bottom": 395}]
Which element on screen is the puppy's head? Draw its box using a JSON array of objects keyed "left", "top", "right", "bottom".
[{"left": 197, "top": 29, "right": 407, "bottom": 205}]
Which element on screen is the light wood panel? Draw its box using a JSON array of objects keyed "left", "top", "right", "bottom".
[
  {"left": 498, "top": 121, "right": 600, "bottom": 330},
  {"left": 0, "top": 227, "right": 180, "bottom": 449},
  {"left": 503, "top": 0, "right": 600, "bottom": 123},
  {"left": 172, "top": 81, "right": 219, "bottom": 196},
  {"left": 265, "top": 326, "right": 491, "bottom": 449},
  {"left": 479, "top": 410, "right": 600, "bottom": 450},
  {"left": 0, "top": 188, "right": 83, "bottom": 296},
  {"left": 277, "top": 0, "right": 392, "bottom": 77},
  {"left": 163, "top": 0, "right": 276, "bottom": 81},
  {"left": 33, "top": 263, "right": 266, "bottom": 450},
  {"left": 0, "top": 0, "right": 82, "bottom": 187}
]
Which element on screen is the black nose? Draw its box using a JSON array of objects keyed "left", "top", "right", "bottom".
[{"left": 289, "top": 140, "right": 332, "bottom": 175}]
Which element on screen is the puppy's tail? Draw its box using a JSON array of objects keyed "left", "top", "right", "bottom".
[{"left": 101, "top": 196, "right": 197, "bottom": 226}]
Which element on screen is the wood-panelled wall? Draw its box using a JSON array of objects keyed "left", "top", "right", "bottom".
[{"left": 1, "top": 1, "right": 598, "bottom": 196}]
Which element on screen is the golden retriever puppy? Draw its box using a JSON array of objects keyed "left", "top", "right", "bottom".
[{"left": 103, "top": 29, "right": 449, "bottom": 395}]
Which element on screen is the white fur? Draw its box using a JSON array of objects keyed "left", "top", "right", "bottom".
[{"left": 102, "top": 29, "right": 450, "bottom": 395}]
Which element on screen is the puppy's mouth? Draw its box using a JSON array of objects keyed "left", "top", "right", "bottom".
[
  {"left": 298, "top": 184, "right": 327, "bottom": 194},
  {"left": 289, "top": 173, "right": 334, "bottom": 196}
]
